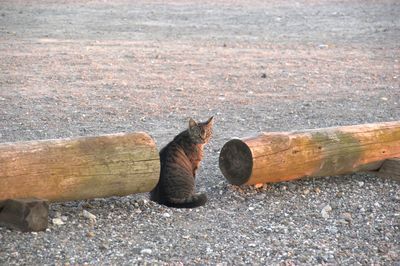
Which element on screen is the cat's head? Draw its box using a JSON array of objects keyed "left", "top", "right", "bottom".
[{"left": 188, "top": 117, "right": 214, "bottom": 144}]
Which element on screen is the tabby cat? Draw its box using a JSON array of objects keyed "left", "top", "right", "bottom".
[{"left": 150, "top": 117, "right": 214, "bottom": 208}]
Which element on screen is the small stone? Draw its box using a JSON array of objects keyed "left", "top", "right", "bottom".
[
  {"left": 138, "top": 199, "right": 148, "bottom": 206},
  {"left": 328, "top": 227, "right": 338, "bottom": 234},
  {"left": 86, "top": 231, "right": 95, "bottom": 237},
  {"left": 254, "top": 183, "right": 264, "bottom": 189},
  {"left": 162, "top": 213, "right": 171, "bottom": 218},
  {"left": 82, "top": 210, "right": 96, "bottom": 221},
  {"left": 261, "top": 73, "right": 267, "bottom": 78},
  {"left": 322, "top": 204, "right": 332, "bottom": 212},
  {"left": 287, "top": 182, "right": 296, "bottom": 190},
  {"left": 321, "top": 204, "right": 332, "bottom": 219},
  {"left": 61, "top": 216, "right": 68, "bottom": 222},
  {"left": 99, "top": 243, "right": 109, "bottom": 250},
  {"left": 140, "top": 248, "right": 152, "bottom": 255},
  {"left": 303, "top": 189, "right": 310, "bottom": 195},
  {"left": 314, "top": 187, "right": 321, "bottom": 194},
  {"left": 341, "top": 212, "right": 352, "bottom": 222},
  {"left": 358, "top": 181, "right": 364, "bottom": 187},
  {"left": 255, "top": 194, "right": 266, "bottom": 200},
  {"left": 381, "top": 97, "right": 388, "bottom": 101},
  {"left": 52, "top": 218, "right": 64, "bottom": 225},
  {"left": 336, "top": 191, "right": 343, "bottom": 198},
  {"left": 374, "top": 202, "right": 381, "bottom": 208},
  {"left": 248, "top": 206, "right": 255, "bottom": 211}
]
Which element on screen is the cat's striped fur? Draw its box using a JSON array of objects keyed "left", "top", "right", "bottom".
[{"left": 150, "top": 117, "right": 213, "bottom": 208}]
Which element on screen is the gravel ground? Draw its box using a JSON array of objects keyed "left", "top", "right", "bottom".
[{"left": 1, "top": 0, "right": 399, "bottom": 264}]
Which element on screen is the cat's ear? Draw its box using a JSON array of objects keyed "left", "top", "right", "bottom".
[
  {"left": 206, "top": 116, "right": 214, "bottom": 125},
  {"left": 189, "top": 118, "right": 197, "bottom": 128}
]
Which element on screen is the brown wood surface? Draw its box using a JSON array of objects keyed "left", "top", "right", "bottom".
[
  {"left": 0, "top": 132, "right": 160, "bottom": 202},
  {"left": 219, "top": 121, "right": 400, "bottom": 185}
]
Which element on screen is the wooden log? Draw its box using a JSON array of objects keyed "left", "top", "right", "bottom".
[
  {"left": 0, "top": 198, "right": 49, "bottom": 232},
  {"left": 0, "top": 132, "right": 160, "bottom": 202},
  {"left": 219, "top": 121, "right": 400, "bottom": 185}
]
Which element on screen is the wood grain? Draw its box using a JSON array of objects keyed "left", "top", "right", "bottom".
[
  {"left": 219, "top": 122, "right": 400, "bottom": 185},
  {"left": 0, "top": 132, "right": 160, "bottom": 202}
]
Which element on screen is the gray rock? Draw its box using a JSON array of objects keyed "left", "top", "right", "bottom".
[
  {"left": 321, "top": 204, "right": 332, "bottom": 219},
  {"left": 82, "top": 210, "right": 96, "bottom": 222},
  {"left": 52, "top": 218, "right": 64, "bottom": 226},
  {"left": 140, "top": 249, "right": 152, "bottom": 255}
]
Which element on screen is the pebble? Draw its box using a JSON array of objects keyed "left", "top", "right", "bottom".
[
  {"left": 162, "top": 213, "right": 171, "bottom": 218},
  {"left": 86, "top": 231, "right": 95, "bottom": 238},
  {"left": 255, "top": 194, "right": 266, "bottom": 200},
  {"left": 99, "top": 243, "right": 109, "bottom": 250},
  {"left": 140, "top": 249, "right": 152, "bottom": 255},
  {"left": 138, "top": 199, "right": 148, "bottom": 207},
  {"left": 254, "top": 183, "right": 264, "bottom": 189},
  {"left": 341, "top": 212, "right": 352, "bottom": 222},
  {"left": 358, "top": 181, "right": 364, "bottom": 187},
  {"left": 82, "top": 210, "right": 97, "bottom": 221},
  {"left": 336, "top": 191, "right": 344, "bottom": 198},
  {"left": 321, "top": 204, "right": 332, "bottom": 219},
  {"left": 52, "top": 218, "right": 64, "bottom": 225}
]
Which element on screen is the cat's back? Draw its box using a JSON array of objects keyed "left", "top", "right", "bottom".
[{"left": 160, "top": 131, "right": 191, "bottom": 166}]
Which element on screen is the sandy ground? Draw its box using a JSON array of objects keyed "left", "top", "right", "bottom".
[{"left": 0, "top": 0, "right": 399, "bottom": 264}]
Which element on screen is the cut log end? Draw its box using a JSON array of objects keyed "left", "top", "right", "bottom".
[{"left": 219, "top": 139, "right": 253, "bottom": 185}]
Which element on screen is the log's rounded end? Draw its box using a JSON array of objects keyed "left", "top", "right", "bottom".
[{"left": 219, "top": 139, "right": 253, "bottom": 185}]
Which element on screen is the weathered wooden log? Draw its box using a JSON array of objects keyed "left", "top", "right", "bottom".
[
  {"left": 0, "top": 198, "right": 49, "bottom": 232},
  {"left": 219, "top": 122, "right": 400, "bottom": 185},
  {"left": 0, "top": 132, "right": 160, "bottom": 202}
]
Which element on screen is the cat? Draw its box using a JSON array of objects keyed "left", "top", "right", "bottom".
[{"left": 150, "top": 117, "right": 214, "bottom": 208}]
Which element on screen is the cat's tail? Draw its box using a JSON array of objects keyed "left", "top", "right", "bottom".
[{"left": 163, "top": 193, "right": 207, "bottom": 208}]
